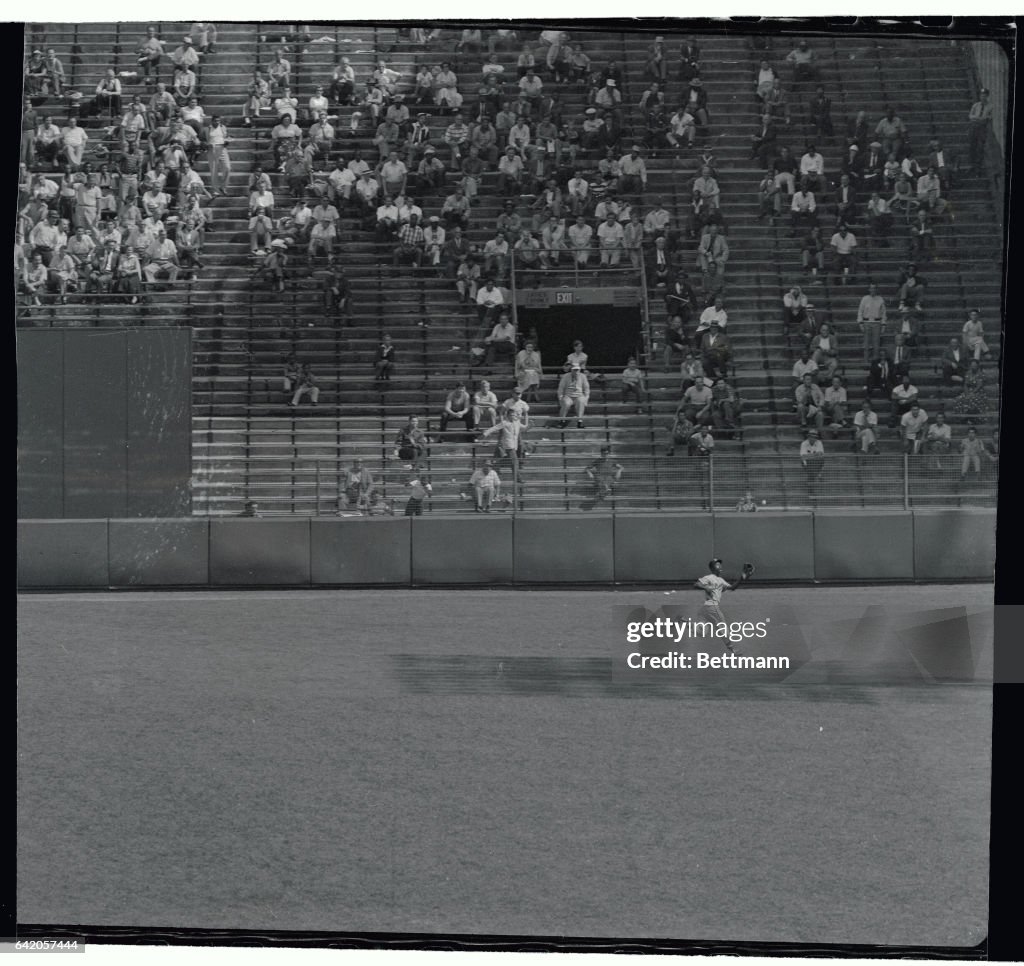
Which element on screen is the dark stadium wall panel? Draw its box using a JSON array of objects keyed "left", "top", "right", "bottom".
[
  {"left": 913, "top": 509, "right": 997, "bottom": 580},
  {"left": 411, "top": 516, "right": 514, "bottom": 584},
  {"left": 17, "top": 328, "right": 192, "bottom": 519},
  {"left": 17, "top": 329, "right": 64, "bottom": 518},
  {"left": 126, "top": 329, "right": 192, "bottom": 517},
  {"left": 813, "top": 511, "right": 915, "bottom": 580},
  {"left": 310, "top": 518, "right": 412, "bottom": 585},
  {"left": 712, "top": 513, "right": 815, "bottom": 580},
  {"left": 614, "top": 514, "right": 714, "bottom": 582},
  {"left": 209, "top": 519, "right": 311, "bottom": 585},
  {"left": 63, "top": 330, "right": 129, "bottom": 518},
  {"left": 108, "top": 519, "right": 210, "bottom": 586},
  {"left": 17, "top": 520, "right": 109, "bottom": 587},
  {"left": 513, "top": 515, "right": 615, "bottom": 582}
]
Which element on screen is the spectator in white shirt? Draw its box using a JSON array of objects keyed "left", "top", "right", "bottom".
[
  {"left": 829, "top": 225, "right": 858, "bottom": 283},
  {"left": 597, "top": 212, "right": 624, "bottom": 265},
  {"left": 799, "top": 145, "right": 825, "bottom": 194}
]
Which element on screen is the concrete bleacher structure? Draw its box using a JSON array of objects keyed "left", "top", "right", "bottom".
[{"left": 19, "top": 22, "right": 1002, "bottom": 516}]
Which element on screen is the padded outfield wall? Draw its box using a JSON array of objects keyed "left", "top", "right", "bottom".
[{"left": 18, "top": 510, "right": 995, "bottom": 588}]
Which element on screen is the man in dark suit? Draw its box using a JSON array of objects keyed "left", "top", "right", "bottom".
[
  {"left": 700, "top": 320, "right": 732, "bottom": 379},
  {"left": 833, "top": 174, "right": 857, "bottom": 226},
  {"left": 861, "top": 140, "right": 885, "bottom": 193},
  {"left": 941, "top": 337, "right": 966, "bottom": 389},
  {"left": 750, "top": 111, "right": 778, "bottom": 168},
  {"left": 839, "top": 143, "right": 864, "bottom": 186},
  {"left": 678, "top": 39, "right": 701, "bottom": 83},
  {"left": 645, "top": 235, "right": 677, "bottom": 288},
  {"left": 809, "top": 87, "right": 834, "bottom": 139},
  {"left": 891, "top": 333, "right": 913, "bottom": 378},
  {"left": 89, "top": 238, "right": 120, "bottom": 293},
  {"left": 664, "top": 274, "right": 697, "bottom": 328},
  {"left": 926, "top": 138, "right": 955, "bottom": 192},
  {"left": 863, "top": 348, "right": 896, "bottom": 401}
]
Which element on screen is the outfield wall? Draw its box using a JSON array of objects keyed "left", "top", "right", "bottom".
[{"left": 18, "top": 510, "right": 996, "bottom": 589}]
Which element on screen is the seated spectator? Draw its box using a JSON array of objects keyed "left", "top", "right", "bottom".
[
  {"left": 242, "top": 71, "right": 272, "bottom": 125},
  {"left": 253, "top": 238, "right": 288, "bottom": 292},
  {"left": 900, "top": 401, "right": 928, "bottom": 454},
  {"left": 556, "top": 365, "right": 591, "bottom": 429},
  {"left": 763, "top": 78, "right": 789, "bottom": 124},
  {"left": 143, "top": 226, "right": 180, "bottom": 285},
  {"left": 796, "top": 373, "right": 825, "bottom": 431},
  {"left": 597, "top": 212, "right": 625, "bottom": 266},
  {"left": 473, "top": 380, "right": 500, "bottom": 426},
  {"left": 695, "top": 295, "right": 728, "bottom": 345},
  {"left": 783, "top": 286, "right": 811, "bottom": 345},
  {"left": 891, "top": 332, "right": 913, "bottom": 378},
  {"left": 271, "top": 116, "right": 303, "bottom": 166},
  {"left": 925, "top": 411, "right": 952, "bottom": 465},
  {"left": 539, "top": 215, "right": 566, "bottom": 269},
  {"left": 88, "top": 238, "right": 119, "bottom": 293},
  {"left": 866, "top": 191, "right": 893, "bottom": 246},
  {"left": 792, "top": 348, "right": 819, "bottom": 385},
  {"left": 45, "top": 245, "right": 78, "bottom": 303},
  {"left": 810, "top": 86, "right": 834, "bottom": 139},
  {"left": 786, "top": 40, "right": 816, "bottom": 82},
  {"left": 823, "top": 375, "right": 848, "bottom": 429},
  {"left": 476, "top": 277, "right": 505, "bottom": 324},
  {"left": 175, "top": 217, "right": 205, "bottom": 277},
  {"left": 890, "top": 174, "right": 919, "bottom": 217},
  {"left": 961, "top": 309, "right": 990, "bottom": 361},
  {"left": 710, "top": 376, "right": 740, "bottom": 431},
  {"left": 864, "top": 349, "right": 896, "bottom": 402},
  {"left": 468, "top": 460, "right": 502, "bottom": 513},
  {"left": 800, "top": 429, "right": 825, "bottom": 482},
  {"left": 799, "top": 145, "right": 825, "bottom": 195},
  {"left": 696, "top": 223, "right": 728, "bottom": 288},
  {"left": 952, "top": 359, "right": 989, "bottom": 416},
  {"left": 137, "top": 26, "right": 165, "bottom": 84},
  {"left": 645, "top": 235, "right": 677, "bottom": 288},
  {"left": 497, "top": 147, "right": 524, "bottom": 196},
  {"left": 440, "top": 382, "right": 475, "bottom": 432},
  {"left": 751, "top": 112, "right": 778, "bottom": 169},
  {"left": 392, "top": 213, "right": 425, "bottom": 267},
  {"left": 619, "top": 357, "right": 646, "bottom": 412},
  {"left": 308, "top": 217, "right": 336, "bottom": 259},
  {"left": 875, "top": 106, "right": 906, "bottom": 158},
  {"left": 442, "top": 186, "right": 472, "bottom": 231},
  {"left": 688, "top": 424, "right": 715, "bottom": 458},
  {"left": 679, "top": 351, "right": 704, "bottom": 395},
  {"left": 833, "top": 174, "right": 857, "bottom": 227},
  {"left": 959, "top": 426, "right": 986, "bottom": 479},
  {"left": 791, "top": 183, "right": 817, "bottom": 233},
  {"left": 483, "top": 313, "right": 516, "bottom": 368},
  {"left": 772, "top": 146, "right": 798, "bottom": 199},
  {"left": 852, "top": 400, "right": 879, "bottom": 454},
  {"left": 755, "top": 59, "right": 777, "bottom": 102},
  {"left": 95, "top": 69, "right": 123, "bottom": 119},
  {"left": 700, "top": 320, "right": 732, "bottom": 379},
  {"left": 909, "top": 209, "right": 936, "bottom": 262},
  {"left": 367, "top": 333, "right": 395, "bottom": 382},
  {"left": 889, "top": 374, "right": 919, "bottom": 427},
  {"left": 116, "top": 245, "right": 144, "bottom": 302},
  {"left": 941, "top": 337, "right": 966, "bottom": 389},
  {"left": 173, "top": 65, "right": 198, "bottom": 104},
  {"left": 829, "top": 224, "right": 858, "bottom": 283},
  {"left": 757, "top": 168, "right": 783, "bottom": 222},
  {"left": 666, "top": 105, "right": 697, "bottom": 151},
  {"left": 810, "top": 322, "right": 840, "bottom": 380}
]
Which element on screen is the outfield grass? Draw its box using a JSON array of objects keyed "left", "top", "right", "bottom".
[{"left": 18, "top": 586, "right": 991, "bottom": 946}]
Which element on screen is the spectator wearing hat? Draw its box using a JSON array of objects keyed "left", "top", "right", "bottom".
[
  {"left": 580, "top": 107, "right": 606, "bottom": 153},
  {"left": 557, "top": 365, "right": 591, "bottom": 429},
  {"left": 467, "top": 459, "right": 502, "bottom": 513},
  {"left": 143, "top": 227, "right": 179, "bottom": 285},
  {"left": 800, "top": 430, "right": 825, "bottom": 481},
  {"left": 796, "top": 372, "right": 825, "bottom": 431},
  {"left": 95, "top": 68, "right": 123, "bottom": 119},
  {"left": 700, "top": 320, "right": 732, "bottom": 379},
  {"left": 617, "top": 145, "right": 647, "bottom": 199},
  {"left": 254, "top": 239, "right": 288, "bottom": 292},
  {"left": 785, "top": 40, "right": 816, "bottom": 83},
  {"left": 684, "top": 76, "right": 710, "bottom": 132},
  {"left": 308, "top": 217, "right": 336, "bottom": 259},
  {"left": 861, "top": 139, "right": 886, "bottom": 193},
  {"left": 840, "top": 142, "right": 864, "bottom": 188}
]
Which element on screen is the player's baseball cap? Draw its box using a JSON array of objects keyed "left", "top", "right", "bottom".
[{"left": 708, "top": 558, "right": 723, "bottom": 569}]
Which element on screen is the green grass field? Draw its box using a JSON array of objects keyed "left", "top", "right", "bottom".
[{"left": 18, "top": 586, "right": 991, "bottom": 947}]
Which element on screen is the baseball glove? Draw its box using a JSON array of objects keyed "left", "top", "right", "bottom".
[{"left": 742, "top": 562, "right": 756, "bottom": 578}]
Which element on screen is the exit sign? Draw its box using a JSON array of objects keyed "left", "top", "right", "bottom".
[{"left": 555, "top": 291, "right": 575, "bottom": 305}]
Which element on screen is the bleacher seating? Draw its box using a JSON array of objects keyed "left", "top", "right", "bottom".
[{"left": 19, "top": 23, "right": 1001, "bottom": 514}]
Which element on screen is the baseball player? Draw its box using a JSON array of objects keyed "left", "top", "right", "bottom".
[{"left": 694, "top": 558, "right": 755, "bottom": 648}]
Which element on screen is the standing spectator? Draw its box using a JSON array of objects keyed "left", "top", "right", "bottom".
[
  {"left": 439, "top": 382, "right": 475, "bottom": 432},
  {"left": 481, "top": 408, "right": 523, "bottom": 487},
  {"left": 557, "top": 365, "right": 591, "bottom": 429},
  {"left": 403, "top": 474, "right": 432, "bottom": 517},
  {"left": 967, "top": 88, "right": 993, "bottom": 172},
  {"left": 206, "top": 116, "right": 232, "bottom": 196},
  {"left": 857, "top": 282, "right": 887, "bottom": 363},
  {"left": 795, "top": 372, "right": 825, "bottom": 431},
  {"left": 853, "top": 400, "right": 879, "bottom": 454},
  {"left": 337, "top": 458, "right": 375, "bottom": 514}
]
